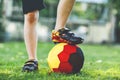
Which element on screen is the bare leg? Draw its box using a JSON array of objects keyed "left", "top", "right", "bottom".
[
  {"left": 24, "top": 10, "right": 39, "bottom": 60},
  {"left": 55, "top": 0, "right": 75, "bottom": 31}
]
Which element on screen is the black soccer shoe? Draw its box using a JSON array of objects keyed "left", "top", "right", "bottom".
[
  {"left": 22, "top": 60, "right": 38, "bottom": 72},
  {"left": 52, "top": 28, "right": 84, "bottom": 44}
]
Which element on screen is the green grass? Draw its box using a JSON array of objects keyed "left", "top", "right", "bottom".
[{"left": 0, "top": 42, "right": 120, "bottom": 80}]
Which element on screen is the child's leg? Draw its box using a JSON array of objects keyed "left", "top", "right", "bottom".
[
  {"left": 24, "top": 11, "right": 39, "bottom": 60},
  {"left": 22, "top": 0, "right": 45, "bottom": 72},
  {"left": 55, "top": 0, "right": 75, "bottom": 31}
]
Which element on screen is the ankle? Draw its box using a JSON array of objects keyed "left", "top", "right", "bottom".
[
  {"left": 54, "top": 27, "right": 65, "bottom": 31},
  {"left": 28, "top": 58, "right": 38, "bottom": 61}
]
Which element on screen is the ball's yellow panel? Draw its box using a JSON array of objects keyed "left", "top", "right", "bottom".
[{"left": 47, "top": 43, "right": 67, "bottom": 71}]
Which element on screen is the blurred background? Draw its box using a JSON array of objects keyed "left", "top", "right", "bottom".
[{"left": 0, "top": 0, "right": 120, "bottom": 44}]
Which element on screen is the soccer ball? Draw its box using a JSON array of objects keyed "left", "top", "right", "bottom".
[{"left": 47, "top": 43, "right": 84, "bottom": 74}]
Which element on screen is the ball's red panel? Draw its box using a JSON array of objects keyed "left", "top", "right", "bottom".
[
  {"left": 63, "top": 44, "right": 77, "bottom": 54},
  {"left": 53, "top": 68, "right": 60, "bottom": 73},
  {"left": 58, "top": 52, "right": 69, "bottom": 62},
  {"left": 58, "top": 62, "right": 72, "bottom": 73}
]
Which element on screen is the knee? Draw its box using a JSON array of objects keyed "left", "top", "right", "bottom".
[{"left": 25, "top": 11, "right": 39, "bottom": 24}]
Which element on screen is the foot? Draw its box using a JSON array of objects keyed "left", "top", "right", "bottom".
[
  {"left": 22, "top": 60, "right": 38, "bottom": 72},
  {"left": 51, "top": 28, "right": 84, "bottom": 44}
]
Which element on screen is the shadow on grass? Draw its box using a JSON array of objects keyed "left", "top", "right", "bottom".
[{"left": 49, "top": 70, "right": 120, "bottom": 80}]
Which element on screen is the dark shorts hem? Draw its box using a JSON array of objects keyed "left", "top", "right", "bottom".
[{"left": 22, "top": 0, "right": 45, "bottom": 14}]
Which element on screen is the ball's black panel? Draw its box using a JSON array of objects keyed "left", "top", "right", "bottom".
[{"left": 69, "top": 47, "right": 84, "bottom": 73}]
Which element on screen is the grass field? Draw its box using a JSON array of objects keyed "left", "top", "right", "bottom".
[{"left": 0, "top": 42, "right": 120, "bottom": 80}]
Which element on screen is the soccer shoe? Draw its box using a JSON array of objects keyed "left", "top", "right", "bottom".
[
  {"left": 22, "top": 60, "right": 38, "bottom": 72},
  {"left": 52, "top": 28, "right": 84, "bottom": 44}
]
